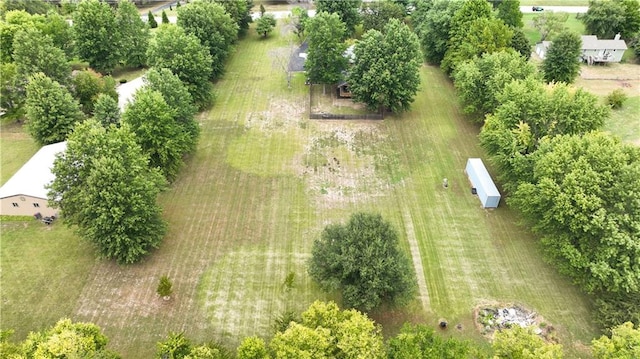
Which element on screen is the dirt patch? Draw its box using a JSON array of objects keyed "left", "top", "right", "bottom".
[
  {"left": 474, "top": 302, "right": 558, "bottom": 342},
  {"left": 577, "top": 63, "right": 640, "bottom": 96}
]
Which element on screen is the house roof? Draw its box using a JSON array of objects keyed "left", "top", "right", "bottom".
[
  {"left": 539, "top": 36, "right": 627, "bottom": 51},
  {"left": 0, "top": 141, "right": 67, "bottom": 200},
  {"left": 580, "top": 35, "right": 627, "bottom": 50}
]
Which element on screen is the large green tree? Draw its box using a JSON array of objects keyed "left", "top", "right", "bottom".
[
  {"left": 497, "top": 0, "right": 523, "bottom": 28},
  {"left": 441, "top": 0, "right": 495, "bottom": 73},
  {"left": 122, "top": 88, "right": 190, "bottom": 182},
  {"left": 361, "top": 0, "right": 405, "bottom": 33},
  {"left": 71, "top": 69, "right": 118, "bottom": 115},
  {"left": 582, "top": 0, "right": 640, "bottom": 40},
  {"left": 143, "top": 67, "right": 199, "bottom": 152},
  {"left": 25, "top": 73, "right": 83, "bottom": 145},
  {"left": 387, "top": 324, "right": 477, "bottom": 359},
  {"left": 480, "top": 78, "right": 608, "bottom": 187},
  {"left": 214, "top": 0, "right": 252, "bottom": 36},
  {"left": 115, "top": 0, "right": 149, "bottom": 68},
  {"left": 594, "top": 292, "right": 640, "bottom": 334},
  {"left": 304, "top": 11, "right": 347, "bottom": 85},
  {"left": 12, "top": 27, "right": 70, "bottom": 85},
  {"left": 592, "top": 322, "right": 640, "bottom": 358},
  {"left": 492, "top": 326, "right": 564, "bottom": 358},
  {"left": 49, "top": 120, "right": 167, "bottom": 264},
  {"left": 348, "top": 19, "right": 422, "bottom": 113},
  {"left": 453, "top": 49, "right": 537, "bottom": 118},
  {"left": 533, "top": 11, "right": 569, "bottom": 41},
  {"left": 255, "top": 14, "right": 276, "bottom": 38},
  {"left": 93, "top": 93, "right": 121, "bottom": 127},
  {"left": 542, "top": 30, "right": 582, "bottom": 84},
  {"left": 177, "top": 0, "right": 238, "bottom": 79},
  {"left": 156, "top": 332, "right": 224, "bottom": 359},
  {"left": 269, "top": 301, "right": 385, "bottom": 359},
  {"left": 315, "top": 0, "right": 362, "bottom": 35},
  {"left": 146, "top": 24, "right": 214, "bottom": 109},
  {"left": 19, "top": 319, "right": 119, "bottom": 358},
  {"left": 510, "top": 132, "right": 640, "bottom": 294},
  {"left": 412, "top": 0, "right": 463, "bottom": 65},
  {"left": 73, "top": 0, "right": 120, "bottom": 74},
  {"left": 308, "top": 213, "right": 416, "bottom": 311}
]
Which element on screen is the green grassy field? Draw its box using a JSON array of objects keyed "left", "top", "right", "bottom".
[
  {"left": 522, "top": 12, "right": 586, "bottom": 44},
  {"left": 605, "top": 96, "right": 640, "bottom": 145},
  {"left": 1, "top": 26, "right": 600, "bottom": 357}
]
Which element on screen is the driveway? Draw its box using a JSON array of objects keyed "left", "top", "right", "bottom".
[{"left": 116, "top": 76, "right": 145, "bottom": 111}]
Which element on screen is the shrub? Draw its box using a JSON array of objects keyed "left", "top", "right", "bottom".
[
  {"left": 606, "top": 89, "right": 627, "bottom": 109},
  {"left": 157, "top": 275, "right": 173, "bottom": 299}
]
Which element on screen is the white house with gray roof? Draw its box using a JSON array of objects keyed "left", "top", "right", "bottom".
[
  {"left": 0, "top": 141, "right": 66, "bottom": 216},
  {"left": 535, "top": 34, "right": 627, "bottom": 63}
]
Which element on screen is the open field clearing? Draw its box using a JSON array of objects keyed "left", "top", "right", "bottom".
[{"left": 1, "top": 25, "right": 599, "bottom": 357}]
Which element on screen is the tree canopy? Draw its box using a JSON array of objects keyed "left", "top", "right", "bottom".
[
  {"left": 479, "top": 77, "right": 609, "bottom": 187},
  {"left": 12, "top": 27, "right": 70, "bottom": 85},
  {"left": 25, "top": 73, "right": 83, "bottom": 145},
  {"left": 308, "top": 212, "right": 416, "bottom": 311},
  {"left": 592, "top": 322, "right": 640, "bottom": 358},
  {"left": 497, "top": 0, "right": 523, "bottom": 28},
  {"left": 213, "top": 0, "right": 253, "bottom": 36},
  {"left": 304, "top": 11, "right": 347, "bottom": 85},
  {"left": 256, "top": 14, "right": 277, "bottom": 38},
  {"left": 387, "top": 324, "right": 476, "bottom": 359},
  {"left": 510, "top": 132, "right": 640, "bottom": 295},
  {"left": 361, "top": 0, "right": 405, "bottom": 33},
  {"left": 146, "top": 24, "right": 213, "bottom": 109},
  {"left": 453, "top": 49, "right": 537, "bottom": 118},
  {"left": 72, "top": 0, "right": 119, "bottom": 74},
  {"left": 71, "top": 69, "right": 117, "bottom": 115},
  {"left": 315, "top": 0, "right": 362, "bottom": 35},
  {"left": 412, "top": 0, "right": 463, "bottom": 64},
  {"left": 581, "top": 0, "right": 640, "bottom": 40},
  {"left": 492, "top": 326, "right": 564, "bottom": 359},
  {"left": 533, "top": 11, "right": 568, "bottom": 41},
  {"left": 115, "top": 0, "right": 149, "bottom": 68},
  {"left": 542, "top": 30, "right": 582, "bottom": 84},
  {"left": 122, "top": 88, "right": 190, "bottom": 182},
  {"left": 49, "top": 120, "right": 167, "bottom": 264},
  {"left": 177, "top": 0, "right": 238, "bottom": 79},
  {"left": 348, "top": 19, "right": 422, "bottom": 113}
]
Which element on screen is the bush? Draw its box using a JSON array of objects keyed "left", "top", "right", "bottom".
[
  {"left": 156, "top": 275, "right": 173, "bottom": 299},
  {"left": 606, "top": 89, "right": 627, "bottom": 109}
]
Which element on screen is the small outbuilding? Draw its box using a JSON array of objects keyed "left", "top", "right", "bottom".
[
  {"left": 0, "top": 141, "right": 66, "bottom": 217},
  {"left": 465, "top": 158, "right": 501, "bottom": 208}
]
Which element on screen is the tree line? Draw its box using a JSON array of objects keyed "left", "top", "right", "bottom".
[
  {"left": 2, "top": 302, "right": 638, "bottom": 358},
  {"left": 412, "top": 0, "right": 640, "bottom": 335}
]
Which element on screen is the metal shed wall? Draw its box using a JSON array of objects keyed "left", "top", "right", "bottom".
[{"left": 465, "top": 158, "right": 501, "bottom": 208}]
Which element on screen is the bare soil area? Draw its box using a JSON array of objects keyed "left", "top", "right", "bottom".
[{"left": 577, "top": 63, "right": 640, "bottom": 96}]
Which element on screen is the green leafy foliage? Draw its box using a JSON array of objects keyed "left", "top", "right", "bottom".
[
  {"left": 511, "top": 27, "right": 532, "bottom": 60},
  {"left": 411, "top": 0, "right": 463, "bottom": 65},
  {"left": 156, "top": 275, "right": 173, "bottom": 298},
  {"left": 348, "top": 19, "right": 422, "bottom": 113},
  {"left": 480, "top": 78, "right": 609, "bottom": 188},
  {"left": 592, "top": 322, "right": 640, "bottom": 358},
  {"left": 116, "top": 0, "right": 149, "bottom": 68},
  {"left": 497, "top": 0, "right": 523, "bottom": 28},
  {"left": 361, "top": 0, "right": 405, "bottom": 33},
  {"left": 269, "top": 301, "right": 385, "bottom": 359},
  {"left": 122, "top": 88, "right": 190, "bottom": 181},
  {"left": 256, "top": 14, "right": 276, "bottom": 37},
  {"left": 387, "top": 324, "right": 478, "bottom": 358},
  {"left": 581, "top": 0, "right": 640, "bottom": 40},
  {"left": 162, "top": 10, "right": 170, "bottom": 24},
  {"left": 492, "top": 326, "right": 564, "bottom": 359},
  {"left": 177, "top": 0, "right": 238, "bottom": 79},
  {"left": 73, "top": 0, "right": 119, "bottom": 74},
  {"left": 542, "top": 30, "right": 582, "bottom": 84},
  {"left": 316, "top": 0, "right": 362, "bottom": 35},
  {"left": 237, "top": 337, "right": 269, "bottom": 359},
  {"left": 49, "top": 120, "right": 167, "bottom": 264},
  {"left": 20, "top": 318, "right": 119, "bottom": 358},
  {"left": 533, "top": 11, "right": 569, "bottom": 41},
  {"left": 148, "top": 11, "right": 158, "bottom": 29},
  {"left": 25, "top": 73, "right": 83, "bottom": 145},
  {"left": 146, "top": 24, "right": 213, "bottom": 109},
  {"left": 308, "top": 213, "right": 416, "bottom": 311},
  {"left": 304, "top": 12, "right": 347, "bottom": 85},
  {"left": 453, "top": 49, "right": 537, "bottom": 118},
  {"left": 38, "top": 10, "right": 74, "bottom": 58},
  {"left": 143, "top": 67, "right": 199, "bottom": 151},
  {"left": 71, "top": 69, "right": 118, "bottom": 115},
  {"left": 510, "top": 132, "right": 640, "bottom": 294},
  {"left": 93, "top": 93, "right": 121, "bottom": 127},
  {"left": 606, "top": 88, "right": 627, "bottom": 109},
  {"left": 12, "top": 26, "right": 70, "bottom": 85},
  {"left": 156, "top": 332, "right": 224, "bottom": 359},
  {"left": 0, "top": 61, "right": 25, "bottom": 116},
  {"left": 593, "top": 292, "right": 640, "bottom": 333},
  {"left": 214, "top": 0, "right": 252, "bottom": 36}
]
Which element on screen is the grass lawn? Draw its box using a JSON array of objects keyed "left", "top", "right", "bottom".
[
  {"left": 1, "top": 25, "right": 599, "bottom": 357},
  {"left": 522, "top": 12, "right": 585, "bottom": 45},
  {"left": 604, "top": 96, "right": 640, "bottom": 145}
]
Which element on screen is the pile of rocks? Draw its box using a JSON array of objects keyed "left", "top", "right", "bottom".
[{"left": 477, "top": 305, "right": 540, "bottom": 334}]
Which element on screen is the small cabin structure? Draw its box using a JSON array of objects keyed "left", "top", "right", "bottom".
[
  {"left": 337, "top": 81, "right": 352, "bottom": 98},
  {"left": 0, "top": 141, "right": 66, "bottom": 217},
  {"left": 465, "top": 158, "right": 501, "bottom": 208}
]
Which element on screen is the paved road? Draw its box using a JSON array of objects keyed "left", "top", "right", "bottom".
[
  {"left": 116, "top": 76, "right": 145, "bottom": 111},
  {"left": 520, "top": 5, "right": 588, "bottom": 13}
]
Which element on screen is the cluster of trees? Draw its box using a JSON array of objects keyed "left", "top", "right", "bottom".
[
  {"left": 304, "top": 0, "right": 422, "bottom": 113},
  {"left": 580, "top": 0, "right": 640, "bottom": 60},
  {"left": 440, "top": 0, "right": 640, "bottom": 335},
  {"left": 6, "top": 305, "right": 638, "bottom": 358}
]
